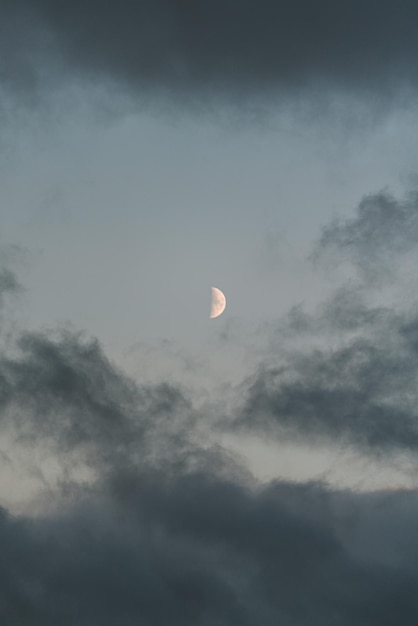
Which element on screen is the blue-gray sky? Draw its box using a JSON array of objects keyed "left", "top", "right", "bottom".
[{"left": 2, "top": 1, "right": 418, "bottom": 624}]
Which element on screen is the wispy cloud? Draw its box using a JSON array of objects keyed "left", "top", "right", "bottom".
[
  {"left": 0, "top": 267, "right": 21, "bottom": 305},
  {"left": 314, "top": 189, "right": 418, "bottom": 282}
]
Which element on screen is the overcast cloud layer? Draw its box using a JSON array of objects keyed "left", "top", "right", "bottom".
[
  {"left": 1, "top": 184, "right": 418, "bottom": 624},
  {"left": 2, "top": 0, "right": 418, "bottom": 108},
  {"left": 2, "top": 1, "right": 418, "bottom": 623}
]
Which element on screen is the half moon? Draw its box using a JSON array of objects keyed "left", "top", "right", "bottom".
[{"left": 210, "top": 287, "right": 226, "bottom": 319}]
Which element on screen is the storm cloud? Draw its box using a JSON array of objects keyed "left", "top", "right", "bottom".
[
  {"left": 2, "top": 473, "right": 418, "bottom": 626},
  {"left": 2, "top": 0, "right": 418, "bottom": 107}
]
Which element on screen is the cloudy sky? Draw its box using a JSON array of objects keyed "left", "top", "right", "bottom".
[{"left": 2, "top": 1, "right": 418, "bottom": 624}]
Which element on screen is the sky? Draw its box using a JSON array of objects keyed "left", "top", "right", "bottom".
[{"left": 2, "top": 1, "right": 418, "bottom": 624}]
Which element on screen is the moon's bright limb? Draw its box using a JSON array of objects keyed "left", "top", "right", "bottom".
[{"left": 210, "top": 287, "right": 226, "bottom": 319}]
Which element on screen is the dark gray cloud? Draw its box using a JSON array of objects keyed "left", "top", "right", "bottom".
[
  {"left": 235, "top": 188, "right": 418, "bottom": 456},
  {"left": 2, "top": 462, "right": 418, "bottom": 625},
  {"left": 237, "top": 329, "right": 418, "bottom": 454},
  {"left": 2, "top": 0, "right": 418, "bottom": 107},
  {"left": 0, "top": 328, "right": 195, "bottom": 473}
]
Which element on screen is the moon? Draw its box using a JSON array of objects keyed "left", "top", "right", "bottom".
[{"left": 210, "top": 287, "right": 226, "bottom": 319}]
